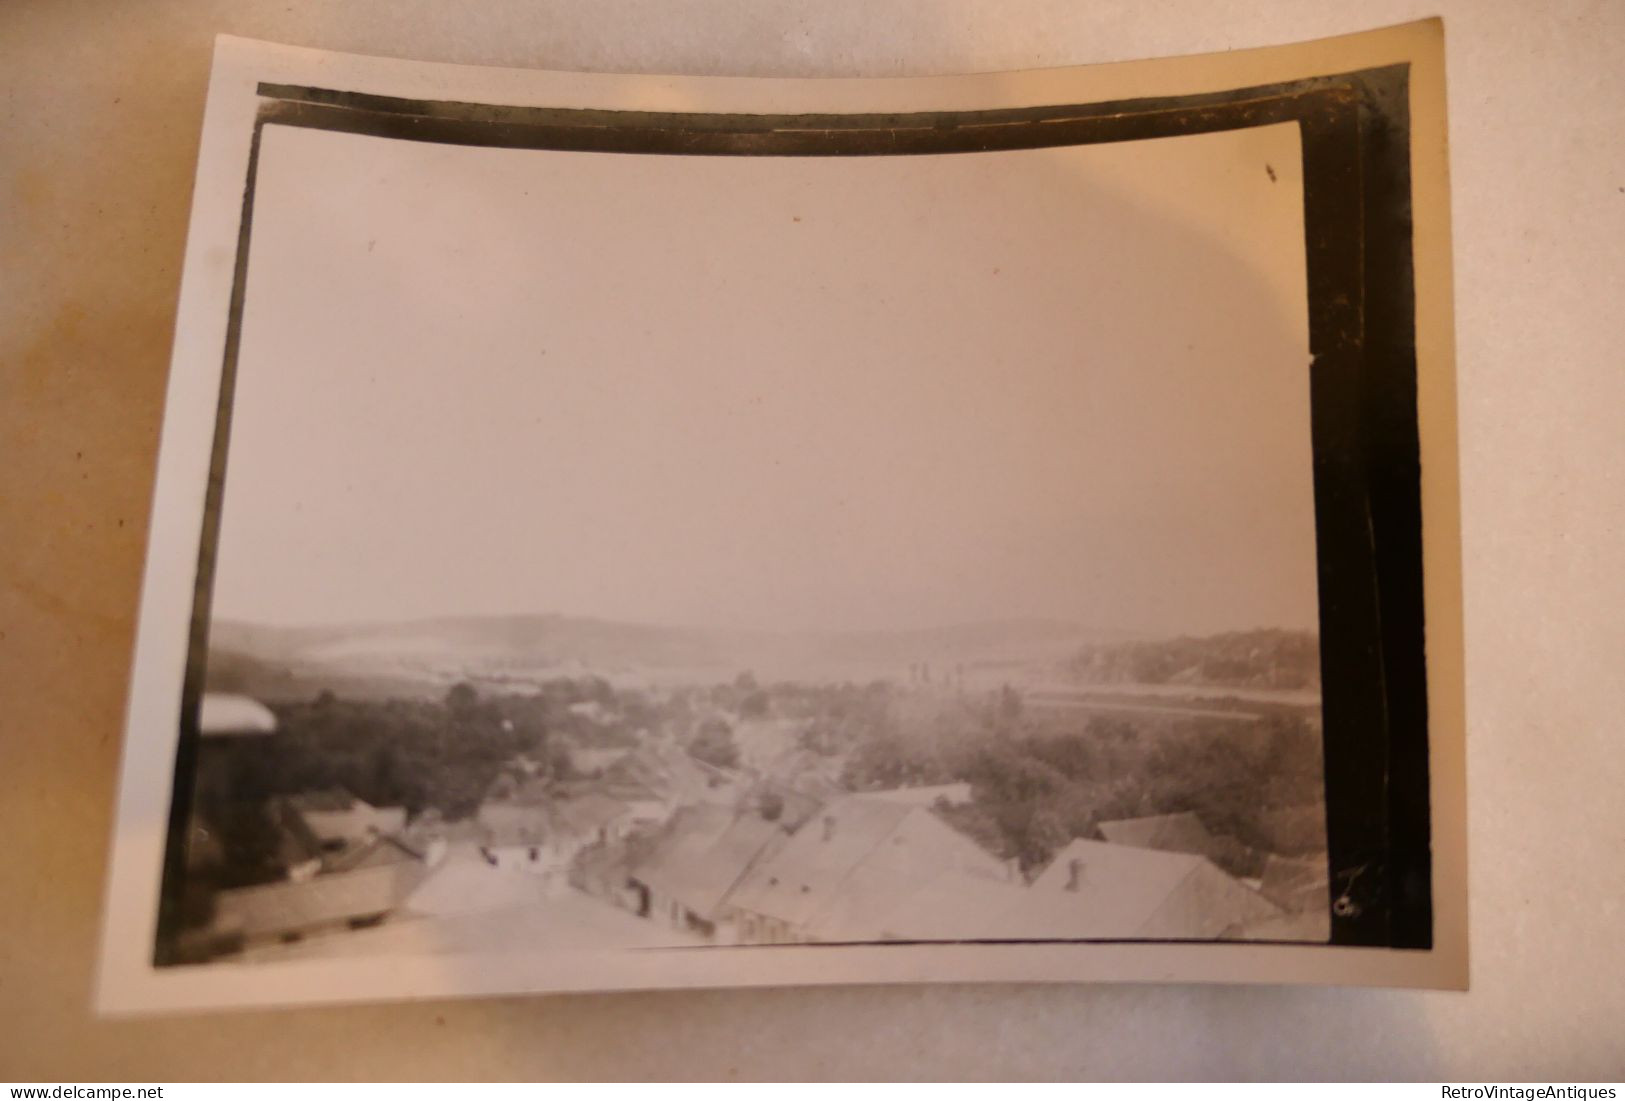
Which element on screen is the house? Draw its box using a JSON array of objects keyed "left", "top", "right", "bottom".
[
  {"left": 628, "top": 805, "right": 789, "bottom": 941},
  {"left": 553, "top": 791, "right": 638, "bottom": 849},
  {"left": 246, "top": 847, "right": 703, "bottom": 960},
  {"left": 596, "top": 741, "right": 743, "bottom": 811},
  {"left": 1096, "top": 811, "right": 1263, "bottom": 877},
  {"left": 1226, "top": 905, "right": 1331, "bottom": 942},
  {"left": 163, "top": 693, "right": 283, "bottom": 958},
  {"left": 1252, "top": 803, "right": 1329, "bottom": 854},
  {"left": 620, "top": 798, "right": 671, "bottom": 827},
  {"left": 1257, "top": 852, "right": 1331, "bottom": 913},
  {"left": 1024, "top": 838, "right": 1281, "bottom": 939},
  {"left": 1097, "top": 811, "right": 1216, "bottom": 853},
  {"left": 191, "top": 698, "right": 277, "bottom": 818},
  {"left": 478, "top": 779, "right": 634, "bottom": 882},
  {"left": 477, "top": 776, "right": 555, "bottom": 872},
  {"left": 281, "top": 788, "right": 408, "bottom": 855},
  {"left": 862, "top": 783, "right": 973, "bottom": 808},
  {"left": 567, "top": 745, "right": 633, "bottom": 777},
  {"left": 751, "top": 755, "right": 845, "bottom": 815},
  {"left": 480, "top": 812, "right": 555, "bottom": 872},
  {"left": 744, "top": 780, "right": 827, "bottom": 833},
  {"left": 400, "top": 807, "right": 486, "bottom": 853},
  {"left": 724, "top": 792, "right": 1013, "bottom": 944},
  {"left": 861, "top": 869, "right": 1037, "bottom": 941},
  {"left": 198, "top": 692, "right": 278, "bottom": 736},
  {"left": 274, "top": 796, "right": 429, "bottom": 879},
  {"left": 212, "top": 858, "right": 431, "bottom": 950},
  {"left": 324, "top": 832, "right": 431, "bottom": 874},
  {"left": 265, "top": 788, "right": 410, "bottom": 880}
]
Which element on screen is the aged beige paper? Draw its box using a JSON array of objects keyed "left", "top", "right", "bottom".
[{"left": 97, "top": 19, "right": 1463, "bottom": 1014}]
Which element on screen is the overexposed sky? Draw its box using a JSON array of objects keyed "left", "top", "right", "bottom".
[{"left": 211, "top": 118, "right": 1315, "bottom": 636}]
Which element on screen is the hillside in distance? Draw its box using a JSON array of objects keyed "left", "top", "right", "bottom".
[
  {"left": 1064, "top": 628, "right": 1321, "bottom": 692},
  {"left": 206, "top": 613, "right": 1127, "bottom": 700}
]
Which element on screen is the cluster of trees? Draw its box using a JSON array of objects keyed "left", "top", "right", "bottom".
[
  {"left": 784, "top": 680, "right": 898, "bottom": 758},
  {"left": 699, "top": 670, "right": 770, "bottom": 719},
  {"left": 189, "top": 671, "right": 798, "bottom": 886},
  {"left": 189, "top": 683, "right": 543, "bottom": 888},
  {"left": 685, "top": 675, "right": 897, "bottom": 770},
  {"left": 941, "top": 713, "right": 1324, "bottom": 875},
  {"left": 688, "top": 716, "right": 741, "bottom": 769},
  {"left": 191, "top": 677, "right": 670, "bottom": 886},
  {"left": 190, "top": 664, "right": 1328, "bottom": 898},
  {"left": 833, "top": 686, "right": 1326, "bottom": 876},
  {"left": 1067, "top": 629, "right": 1322, "bottom": 690}
]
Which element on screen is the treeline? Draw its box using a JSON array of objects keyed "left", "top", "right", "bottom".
[
  {"left": 1066, "top": 629, "right": 1321, "bottom": 690},
  {"left": 830, "top": 689, "right": 1326, "bottom": 876},
  {"left": 192, "top": 673, "right": 870, "bottom": 878},
  {"left": 194, "top": 670, "right": 1326, "bottom": 893},
  {"left": 193, "top": 678, "right": 679, "bottom": 886}
]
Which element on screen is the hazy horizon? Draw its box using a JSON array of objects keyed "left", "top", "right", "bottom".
[
  {"left": 208, "top": 607, "right": 1316, "bottom": 644},
  {"left": 210, "top": 120, "right": 1319, "bottom": 639}
]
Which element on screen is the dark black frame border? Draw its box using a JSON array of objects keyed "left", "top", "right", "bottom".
[{"left": 157, "top": 64, "right": 1432, "bottom": 960}]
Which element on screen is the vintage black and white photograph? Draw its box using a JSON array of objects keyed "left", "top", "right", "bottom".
[
  {"left": 94, "top": 25, "right": 1463, "bottom": 1010},
  {"left": 167, "top": 112, "right": 1332, "bottom": 963}
]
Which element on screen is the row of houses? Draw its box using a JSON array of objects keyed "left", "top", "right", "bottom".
[
  {"left": 473, "top": 736, "right": 757, "bottom": 882},
  {"left": 1090, "top": 809, "right": 1331, "bottom": 940},
  {"left": 192, "top": 692, "right": 1329, "bottom": 954},
  {"left": 194, "top": 691, "right": 766, "bottom": 950},
  {"left": 624, "top": 794, "right": 1330, "bottom": 946},
  {"left": 184, "top": 695, "right": 419, "bottom": 955},
  {"left": 205, "top": 778, "right": 645, "bottom": 949}
]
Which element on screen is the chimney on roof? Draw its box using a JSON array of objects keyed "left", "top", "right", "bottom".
[
  {"left": 821, "top": 815, "right": 836, "bottom": 843},
  {"left": 1066, "top": 858, "right": 1085, "bottom": 892}
]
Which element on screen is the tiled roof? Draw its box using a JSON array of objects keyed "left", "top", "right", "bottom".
[
  {"left": 1097, "top": 812, "right": 1213, "bottom": 854},
  {"left": 553, "top": 792, "right": 634, "bottom": 836},
  {"left": 631, "top": 806, "right": 787, "bottom": 920},
  {"left": 858, "top": 783, "right": 973, "bottom": 807},
  {"left": 323, "top": 833, "right": 425, "bottom": 874},
  {"left": 198, "top": 693, "right": 277, "bottom": 737},
  {"left": 1227, "top": 905, "right": 1331, "bottom": 943},
  {"left": 214, "top": 860, "right": 428, "bottom": 939},
  {"left": 1258, "top": 852, "right": 1330, "bottom": 911},
  {"left": 1025, "top": 838, "right": 1280, "bottom": 939},
  {"left": 480, "top": 790, "right": 632, "bottom": 847},
  {"left": 726, "top": 793, "right": 1008, "bottom": 936}
]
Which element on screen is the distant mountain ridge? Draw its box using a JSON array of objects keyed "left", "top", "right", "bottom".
[{"left": 207, "top": 613, "right": 1133, "bottom": 695}]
